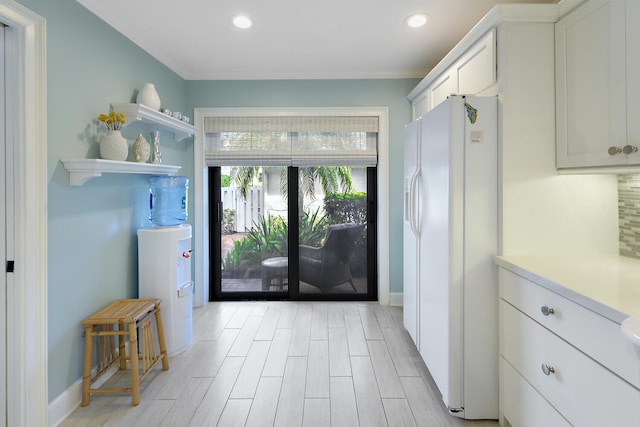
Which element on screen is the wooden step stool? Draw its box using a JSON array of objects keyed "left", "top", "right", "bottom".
[{"left": 81, "top": 298, "right": 169, "bottom": 406}]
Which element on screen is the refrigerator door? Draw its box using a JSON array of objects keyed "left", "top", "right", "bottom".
[
  {"left": 418, "top": 96, "right": 465, "bottom": 412},
  {"left": 403, "top": 119, "right": 421, "bottom": 347},
  {"left": 460, "top": 96, "right": 499, "bottom": 419},
  {"left": 417, "top": 95, "right": 499, "bottom": 419}
]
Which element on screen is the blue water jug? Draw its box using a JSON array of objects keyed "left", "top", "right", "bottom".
[{"left": 149, "top": 175, "right": 188, "bottom": 226}]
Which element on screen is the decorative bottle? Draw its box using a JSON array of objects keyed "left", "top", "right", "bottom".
[{"left": 151, "top": 131, "right": 162, "bottom": 164}]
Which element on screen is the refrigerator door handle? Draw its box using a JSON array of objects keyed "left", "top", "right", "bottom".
[{"left": 409, "top": 169, "right": 420, "bottom": 236}]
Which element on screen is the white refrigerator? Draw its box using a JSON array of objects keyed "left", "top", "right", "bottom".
[{"left": 403, "top": 95, "right": 498, "bottom": 420}]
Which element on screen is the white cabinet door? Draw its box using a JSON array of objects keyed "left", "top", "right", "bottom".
[
  {"left": 456, "top": 29, "right": 496, "bottom": 95},
  {"left": 626, "top": 0, "right": 640, "bottom": 150},
  {"left": 428, "top": 69, "right": 457, "bottom": 111},
  {"left": 556, "top": 0, "right": 629, "bottom": 168}
]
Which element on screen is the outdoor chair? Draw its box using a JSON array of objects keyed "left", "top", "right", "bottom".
[{"left": 299, "top": 223, "right": 365, "bottom": 292}]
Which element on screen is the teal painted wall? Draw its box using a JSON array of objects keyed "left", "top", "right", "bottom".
[
  {"left": 17, "top": 0, "right": 191, "bottom": 401},
  {"left": 17, "top": 0, "right": 417, "bottom": 404}
]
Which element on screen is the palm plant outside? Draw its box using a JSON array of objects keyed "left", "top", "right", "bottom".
[{"left": 230, "top": 166, "right": 353, "bottom": 200}]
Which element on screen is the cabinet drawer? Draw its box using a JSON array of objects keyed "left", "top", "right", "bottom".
[
  {"left": 500, "top": 356, "right": 569, "bottom": 427},
  {"left": 499, "top": 268, "right": 640, "bottom": 388},
  {"left": 501, "top": 301, "right": 640, "bottom": 426}
]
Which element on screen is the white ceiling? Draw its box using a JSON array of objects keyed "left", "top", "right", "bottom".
[{"left": 76, "top": 0, "right": 557, "bottom": 80}]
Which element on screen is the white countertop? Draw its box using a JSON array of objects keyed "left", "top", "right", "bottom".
[{"left": 495, "top": 254, "right": 640, "bottom": 324}]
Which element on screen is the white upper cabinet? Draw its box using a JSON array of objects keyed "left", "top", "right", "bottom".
[
  {"left": 625, "top": 0, "right": 640, "bottom": 143},
  {"left": 556, "top": 0, "right": 635, "bottom": 169},
  {"left": 411, "top": 29, "right": 496, "bottom": 118},
  {"left": 427, "top": 68, "right": 457, "bottom": 112},
  {"left": 455, "top": 29, "right": 496, "bottom": 96}
]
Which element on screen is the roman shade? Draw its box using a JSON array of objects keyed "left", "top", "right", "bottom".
[{"left": 204, "top": 116, "right": 378, "bottom": 166}]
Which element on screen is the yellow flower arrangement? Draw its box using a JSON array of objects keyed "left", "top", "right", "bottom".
[{"left": 97, "top": 110, "right": 127, "bottom": 131}]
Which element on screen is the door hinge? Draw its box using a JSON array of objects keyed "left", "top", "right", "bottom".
[{"left": 6, "top": 260, "right": 14, "bottom": 273}]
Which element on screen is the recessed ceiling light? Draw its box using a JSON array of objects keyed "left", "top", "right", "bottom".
[
  {"left": 405, "top": 13, "right": 429, "bottom": 28},
  {"left": 233, "top": 15, "right": 252, "bottom": 29}
]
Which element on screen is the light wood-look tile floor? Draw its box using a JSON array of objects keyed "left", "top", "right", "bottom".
[{"left": 61, "top": 301, "right": 499, "bottom": 427}]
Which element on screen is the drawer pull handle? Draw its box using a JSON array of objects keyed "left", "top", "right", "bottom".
[
  {"left": 541, "top": 364, "right": 556, "bottom": 376},
  {"left": 541, "top": 305, "right": 555, "bottom": 316}
]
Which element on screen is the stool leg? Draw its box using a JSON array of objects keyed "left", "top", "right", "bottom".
[
  {"left": 118, "top": 323, "right": 127, "bottom": 371},
  {"left": 154, "top": 305, "right": 170, "bottom": 371},
  {"left": 81, "top": 325, "right": 93, "bottom": 407},
  {"left": 128, "top": 323, "right": 140, "bottom": 406}
]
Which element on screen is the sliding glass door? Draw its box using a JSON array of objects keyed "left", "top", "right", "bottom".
[{"left": 210, "top": 166, "right": 377, "bottom": 300}]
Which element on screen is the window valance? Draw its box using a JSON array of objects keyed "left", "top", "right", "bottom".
[{"left": 204, "top": 116, "right": 378, "bottom": 167}]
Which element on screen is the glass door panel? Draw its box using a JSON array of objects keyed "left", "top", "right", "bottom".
[
  {"left": 298, "top": 166, "right": 369, "bottom": 295},
  {"left": 220, "top": 165, "right": 289, "bottom": 294}
]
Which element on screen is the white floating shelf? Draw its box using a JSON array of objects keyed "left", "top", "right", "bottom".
[
  {"left": 110, "top": 103, "right": 197, "bottom": 142},
  {"left": 61, "top": 158, "right": 181, "bottom": 186}
]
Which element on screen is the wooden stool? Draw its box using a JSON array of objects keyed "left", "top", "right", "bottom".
[{"left": 81, "top": 298, "right": 169, "bottom": 406}]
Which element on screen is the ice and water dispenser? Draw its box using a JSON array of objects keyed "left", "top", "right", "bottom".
[{"left": 137, "top": 176, "right": 193, "bottom": 355}]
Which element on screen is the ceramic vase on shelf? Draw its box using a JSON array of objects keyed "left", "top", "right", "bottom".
[
  {"left": 136, "top": 83, "right": 161, "bottom": 111},
  {"left": 132, "top": 133, "right": 151, "bottom": 163},
  {"left": 99, "top": 130, "right": 128, "bottom": 161}
]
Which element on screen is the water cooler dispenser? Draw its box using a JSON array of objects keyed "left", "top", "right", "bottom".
[
  {"left": 138, "top": 224, "right": 193, "bottom": 355},
  {"left": 138, "top": 175, "right": 193, "bottom": 355}
]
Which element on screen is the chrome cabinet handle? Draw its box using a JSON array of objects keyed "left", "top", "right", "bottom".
[
  {"left": 541, "top": 305, "right": 555, "bottom": 316},
  {"left": 541, "top": 364, "right": 556, "bottom": 376},
  {"left": 608, "top": 146, "right": 622, "bottom": 155},
  {"left": 623, "top": 145, "right": 638, "bottom": 155}
]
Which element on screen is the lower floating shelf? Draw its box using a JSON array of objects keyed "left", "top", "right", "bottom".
[{"left": 61, "top": 158, "right": 181, "bottom": 186}]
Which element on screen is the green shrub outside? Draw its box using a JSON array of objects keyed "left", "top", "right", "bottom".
[{"left": 222, "top": 209, "right": 328, "bottom": 278}]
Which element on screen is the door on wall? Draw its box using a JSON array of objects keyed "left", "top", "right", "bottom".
[
  {"left": 0, "top": 22, "right": 8, "bottom": 424},
  {"left": 209, "top": 166, "right": 377, "bottom": 301}
]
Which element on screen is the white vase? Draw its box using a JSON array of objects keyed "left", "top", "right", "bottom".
[
  {"left": 99, "top": 130, "right": 128, "bottom": 161},
  {"left": 136, "top": 83, "right": 161, "bottom": 111}
]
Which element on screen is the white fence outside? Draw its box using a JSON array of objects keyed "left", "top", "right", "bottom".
[{"left": 222, "top": 187, "right": 264, "bottom": 232}]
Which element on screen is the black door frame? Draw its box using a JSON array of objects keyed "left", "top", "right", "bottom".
[{"left": 209, "top": 166, "right": 377, "bottom": 301}]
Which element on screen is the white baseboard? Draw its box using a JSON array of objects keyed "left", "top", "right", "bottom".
[
  {"left": 48, "top": 363, "right": 119, "bottom": 427},
  {"left": 388, "top": 292, "right": 403, "bottom": 307}
]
